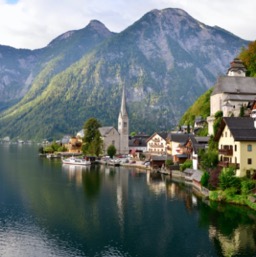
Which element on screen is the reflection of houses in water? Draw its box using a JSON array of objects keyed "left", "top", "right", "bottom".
[
  {"left": 209, "top": 225, "right": 256, "bottom": 256},
  {"left": 62, "top": 164, "right": 90, "bottom": 186},
  {"left": 146, "top": 171, "right": 167, "bottom": 195}
]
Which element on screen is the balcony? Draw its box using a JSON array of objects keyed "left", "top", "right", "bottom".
[
  {"left": 218, "top": 161, "right": 239, "bottom": 169},
  {"left": 218, "top": 148, "right": 233, "bottom": 156}
]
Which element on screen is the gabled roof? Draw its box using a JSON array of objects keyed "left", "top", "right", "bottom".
[
  {"left": 146, "top": 132, "right": 167, "bottom": 142},
  {"left": 167, "top": 133, "right": 190, "bottom": 143},
  {"left": 211, "top": 76, "right": 256, "bottom": 96},
  {"left": 99, "top": 126, "right": 118, "bottom": 137},
  {"left": 187, "top": 135, "right": 209, "bottom": 154},
  {"left": 215, "top": 117, "right": 256, "bottom": 141}
]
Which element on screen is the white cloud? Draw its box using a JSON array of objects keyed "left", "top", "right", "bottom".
[{"left": 0, "top": 0, "right": 255, "bottom": 49}]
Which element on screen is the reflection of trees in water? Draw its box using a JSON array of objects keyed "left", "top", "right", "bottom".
[
  {"left": 82, "top": 165, "right": 103, "bottom": 199},
  {"left": 198, "top": 198, "right": 256, "bottom": 256}
]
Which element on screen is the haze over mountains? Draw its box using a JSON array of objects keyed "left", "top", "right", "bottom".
[{"left": 0, "top": 8, "right": 249, "bottom": 140}]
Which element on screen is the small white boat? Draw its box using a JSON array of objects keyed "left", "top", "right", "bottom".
[{"left": 62, "top": 156, "right": 91, "bottom": 166}]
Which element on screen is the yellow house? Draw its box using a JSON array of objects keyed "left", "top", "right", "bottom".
[{"left": 215, "top": 117, "right": 256, "bottom": 177}]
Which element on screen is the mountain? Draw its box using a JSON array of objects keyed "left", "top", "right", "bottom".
[
  {"left": 0, "top": 20, "right": 113, "bottom": 111},
  {"left": 0, "top": 8, "right": 250, "bottom": 140}
]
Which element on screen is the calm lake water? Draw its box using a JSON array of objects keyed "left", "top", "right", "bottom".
[{"left": 0, "top": 144, "right": 256, "bottom": 257}]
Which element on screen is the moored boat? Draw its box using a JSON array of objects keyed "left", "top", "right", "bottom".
[{"left": 62, "top": 156, "right": 91, "bottom": 166}]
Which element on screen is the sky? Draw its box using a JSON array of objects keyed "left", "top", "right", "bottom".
[{"left": 0, "top": 0, "right": 255, "bottom": 49}]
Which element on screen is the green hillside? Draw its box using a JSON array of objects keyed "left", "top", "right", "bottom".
[{"left": 179, "top": 87, "right": 212, "bottom": 130}]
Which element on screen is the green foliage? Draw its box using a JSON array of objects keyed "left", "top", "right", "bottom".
[
  {"left": 180, "top": 159, "right": 192, "bottom": 171},
  {"left": 82, "top": 118, "right": 103, "bottom": 156},
  {"left": 179, "top": 88, "right": 212, "bottom": 127},
  {"left": 165, "top": 159, "right": 174, "bottom": 168},
  {"left": 219, "top": 167, "right": 241, "bottom": 191},
  {"left": 239, "top": 105, "right": 245, "bottom": 117},
  {"left": 201, "top": 172, "right": 210, "bottom": 187},
  {"left": 239, "top": 41, "right": 256, "bottom": 77},
  {"left": 241, "top": 179, "right": 256, "bottom": 195},
  {"left": 107, "top": 145, "right": 116, "bottom": 158},
  {"left": 130, "top": 132, "right": 137, "bottom": 137},
  {"left": 213, "top": 111, "right": 223, "bottom": 136},
  {"left": 199, "top": 148, "right": 218, "bottom": 171}
]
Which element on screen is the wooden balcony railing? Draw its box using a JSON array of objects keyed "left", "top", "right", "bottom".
[
  {"left": 218, "top": 148, "right": 233, "bottom": 156},
  {"left": 218, "top": 161, "right": 239, "bottom": 169}
]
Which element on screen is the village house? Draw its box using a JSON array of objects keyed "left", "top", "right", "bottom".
[
  {"left": 166, "top": 133, "right": 190, "bottom": 164},
  {"left": 65, "top": 136, "right": 82, "bottom": 153},
  {"left": 182, "top": 135, "right": 209, "bottom": 170},
  {"left": 129, "top": 134, "right": 148, "bottom": 154},
  {"left": 207, "top": 58, "right": 256, "bottom": 135},
  {"left": 146, "top": 132, "right": 167, "bottom": 155},
  {"left": 215, "top": 116, "right": 256, "bottom": 178}
]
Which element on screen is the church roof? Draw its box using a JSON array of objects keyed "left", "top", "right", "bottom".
[
  {"left": 212, "top": 76, "right": 256, "bottom": 96},
  {"left": 99, "top": 127, "right": 117, "bottom": 137}
]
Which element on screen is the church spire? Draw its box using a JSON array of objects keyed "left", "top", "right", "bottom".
[
  {"left": 120, "top": 86, "right": 128, "bottom": 117},
  {"left": 118, "top": 86, "right": 129, "bottom": 154}
]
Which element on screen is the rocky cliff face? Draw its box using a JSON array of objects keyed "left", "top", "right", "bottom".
[{"left": 0, "top": 8, "right": 249, "bottom": 140}]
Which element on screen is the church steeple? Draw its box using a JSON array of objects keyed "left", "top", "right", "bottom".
[
  {"left": 120, "top": 86, "right": 128, "bottom": 118},
  {"left": 118, "top": 86, "right": 129, "bottom": 154}
]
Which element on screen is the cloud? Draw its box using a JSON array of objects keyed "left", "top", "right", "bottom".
[{"left": 0, "top": 0, "right": 255, "bottom": 49}]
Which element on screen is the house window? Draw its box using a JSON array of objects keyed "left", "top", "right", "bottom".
[
  {"left": 234, "top": 145, "right": 237, "bottom": 152},
  {"left": 225, "top": 132, "right": 227, "bottom": 137},
  {"left": 248, "top": 158, "right": 252, "bottom": 165},
  {"left": 112, "top": 140, "right": 115, "bottom": 146},
  {"left": 248, "top": 144, "right": 252, "bottom": 152}
]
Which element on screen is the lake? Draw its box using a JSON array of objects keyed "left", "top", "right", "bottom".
[{"left": 0, "top": 144, "right": 256, "bottom": 257}]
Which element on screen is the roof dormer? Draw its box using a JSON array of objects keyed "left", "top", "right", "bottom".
[{"left": 227, "top": 58, "right": 246, "bottom": 77}]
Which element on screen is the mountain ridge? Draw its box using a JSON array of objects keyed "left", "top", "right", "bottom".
[{"left": 0, "top": 8, "right": 250, "bottom": 140}]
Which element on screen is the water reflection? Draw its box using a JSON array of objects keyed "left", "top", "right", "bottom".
[{"left": 1, "top": 145, "right": 256, "bottom": 257}]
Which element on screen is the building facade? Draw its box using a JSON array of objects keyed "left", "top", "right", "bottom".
[
  {"left": 208, "top": 58, "right": 256, "bottom": 135},
  {"left": 215, "top": 117, "right": 256, "bottom": 177}
]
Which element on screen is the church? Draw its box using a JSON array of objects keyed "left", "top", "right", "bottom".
[
  {"left": 77, "top": 87, "right": 129, "bottom": 155},
  {"left": 207, "top": 58, "right": 256, "bottom": 135}
]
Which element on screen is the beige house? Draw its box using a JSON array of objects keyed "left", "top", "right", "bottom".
[
  {"left": 146, "top": 132, "right": 167, "bottom": 155},
  {"left": 166, "top": 133, "right": 190, "bottom": 163},
  {"left": 207, "top": 58, "right": 256, "bottom": 135},
  {"left": 215, "top": 117, "right": 256, "bottom": 178}
]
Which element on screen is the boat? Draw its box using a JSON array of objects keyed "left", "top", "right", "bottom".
[
  {"left": 62, "top": 156, "right": 91, "bottom": 166},
  {"left": 107, "top": 158, "right": 121, "bottom": 166}
]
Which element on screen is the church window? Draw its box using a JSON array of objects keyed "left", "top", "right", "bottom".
[
  {"left": 248, "top": 144, "right": 252, "bottom": 152},
  {"left": 248, "top": 158, "right": 252, "bottom": 165}
]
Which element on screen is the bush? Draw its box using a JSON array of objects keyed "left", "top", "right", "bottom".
[
  {"left": 241, "top": 179, "right": 256, "bottom": 195},
  {"left": 219, "top": 167, "right": 241, "bottom": 191},
  {"left": 180, "top": 159, "right": 192, "bottom": 171}
]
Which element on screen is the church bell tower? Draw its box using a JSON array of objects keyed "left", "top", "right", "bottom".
[{"left": 118, "top": 87, "right": 129, "bottom": 154}]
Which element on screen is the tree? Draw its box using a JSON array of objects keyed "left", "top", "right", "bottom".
[
  {"left": 107, "top": 145, "right": 116, "bottom": 158},
  {"left": 239, "top": 41, "right": 256, "bottom": 77},
  {"left": 82, "top": 118, "right": 103, "bottom": 156},
  {"left": 201, "top": 172, "right": 210, "bottom": 187},
  {"left": 199, "top": 148, "right": 218, "bottom": 171}
]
